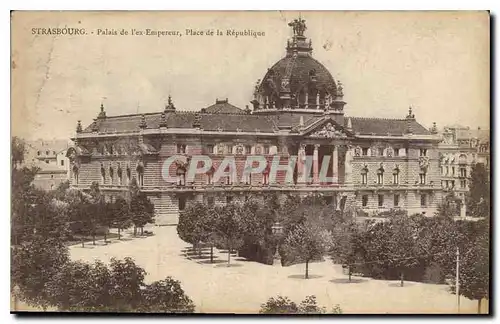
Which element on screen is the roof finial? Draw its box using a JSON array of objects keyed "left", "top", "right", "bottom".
[
  {"left": 337, "top": 80, "right": 344, "bottom": 97},
  {"left": 165, "top": 95, "right": 176, "bottom": 112},
  {"left": 430, "top": 121, "right": 438, "bottom": 134},
  {"left": 139, "top": 114, "right": 147, "bottom": 129},
  {"left": 406, "top": 106, "right": 415, "bottom": 119},
  {"left": 97, "top": 102, "right": 106, "bottom": 119},
  {"left": 76, "top": 120, "right": 82, "bottom": 133}
]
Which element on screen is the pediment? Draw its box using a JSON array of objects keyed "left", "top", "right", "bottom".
[{"left": 302, "top": 118, "right": 353, "bottom": 139}]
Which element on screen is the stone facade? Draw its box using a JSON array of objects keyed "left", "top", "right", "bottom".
[{"left": 68, "top": 19, "right": 444, "bottom": 224}]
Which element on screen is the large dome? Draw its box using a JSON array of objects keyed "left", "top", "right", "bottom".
[{"left": 251, "top": 18, "right": 345, "bottom": 114}]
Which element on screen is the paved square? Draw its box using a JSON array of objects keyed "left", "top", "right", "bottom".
[{"left": 70, "top": 226, "right": 478, "bottom": 314}]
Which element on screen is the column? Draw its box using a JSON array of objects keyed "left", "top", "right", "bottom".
[
  {"left": 313, "top": 144, "right": 319, "bottom": 184},
  {"left": 344, "top": 145, "right": 353, "bottom": 185},
  {"left": 332, "top": 145, "right": 338, "bottom": 183},
  {"left": 305, "top": 92, "right": 309, "bottom": 109},
  {"left": 316, "top": 92, "right": 320, "bottom": 109},
  {"left": 297, "top": 144, "right": 306, "bottom": 184}
]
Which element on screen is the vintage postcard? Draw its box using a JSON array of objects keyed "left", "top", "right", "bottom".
[{"left": 10, "top": 11, "right": 490, "bottom": 314}]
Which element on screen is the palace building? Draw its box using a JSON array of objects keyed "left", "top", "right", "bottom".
[{"left": 68, "top": 18, "right": 443, "bottom": 225}]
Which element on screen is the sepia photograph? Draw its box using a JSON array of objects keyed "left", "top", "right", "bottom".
[{"left": 10, "top": 10, "right": 490, "bottom": 314}]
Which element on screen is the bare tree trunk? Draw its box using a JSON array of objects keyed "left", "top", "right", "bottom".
[
  {"left": 305, "top": 260, "right": 309, "bottom": 279},
  {"left": 400, "top": 272, "right": 404, "bottom": 287},
  {"left": 103, "top": 231, "right": 107, "bottom": 244},
  {"left": 133, "top": 226, "right": 137, "bottom": 237},
  {"left": 227, "top": 244, "right": 231, "bottom": 266},
  {"left": 118, "top": 227, "right": 121, "bottom": 240},
  {"left": 348, "top": 265, "right": 352, "bottom": 282},
  {"left": 478, "top": 299, "right": 482, "bottom": 314},
  {"left": 141, "top": 227, "right": 144, "bottom": 236},
  {"left": 81, "top": 237, "right": 85, "bottom": 248},
  {"left": 210, "top": 245, "right": 214, "bottom": 263},
  {"left": 92, "top": 230, "right": 96, "bottom": 245}
]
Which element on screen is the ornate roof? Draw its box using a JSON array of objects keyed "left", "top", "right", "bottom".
[
  {"left": 251, "top": 17, "right": 343, "bottom": 114},
  {"left": 80, "top": 109, "right": 431, "bottom": 137}
]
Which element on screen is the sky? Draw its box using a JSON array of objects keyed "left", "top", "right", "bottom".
[{"left": 11, "top": 11, "right": 490, "bottom": 141}]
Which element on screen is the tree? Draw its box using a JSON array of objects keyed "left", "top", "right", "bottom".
[
  {"left": 330, "top": 221, "right": 363, "bottom": 282},
  {"left": 178, "top": 201, "right": 210, "bottom": 257},
  {"left": 282, "top": 219, "right": 332, "bottom": 279},
  {"left": 467, "top": 163, "right": 490, "bottom": 218},
  {"left": 130, "top": 193, "right": 155, "bottom": 235},
  {"left": 259, "top": 296, "right": 298, "bottom": 314},
  {"left": 259, "top": 295, "right": 333, "bottom": 314},
  {"left": 140, "top": 278, "right": 195, "bottom": 313},
  {"left": 112, "top": 196, "right": 132, "bottom": 240},
  {"left": 457, "top": 222, "right": 489, "bottom": 313},
  {"left": 108, "top": 257, "right": 147, "bottom": 311},
  {"left": 11, "top": 235, "right": 69, "bottom": 310},
  {"left": 213, "top": 203, "right": 246, "bottom": 266},
  {"left": 11, "top": 136, "right": 26, "bottom": 168},
  {"left": 435, "top": 192, "right": 462, "bottom": 218}
]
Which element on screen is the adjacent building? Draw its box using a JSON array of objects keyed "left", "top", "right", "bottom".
[
  {"left": 437, "top": 124, "right": 490, "bottom": 216},
  {"left": 68, "top": 18, "right": 443, "bottom": 225},
  {"left": 24, "top": 139, "right": 71, "bottom": 190}
]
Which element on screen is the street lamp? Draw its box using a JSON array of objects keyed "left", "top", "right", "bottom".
[{"left": 271, "top": 222, "right": 284, "bottom": 266}]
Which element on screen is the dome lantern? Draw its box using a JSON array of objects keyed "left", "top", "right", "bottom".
[{"left": 251, "top": 16, "right": 345, "bottom": 116}]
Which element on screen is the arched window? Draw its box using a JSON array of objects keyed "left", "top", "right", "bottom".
[
  {"left": 73, "top": 165, "right": 79, "bottom": 184},
  {"left": 117, "top": 165, "right": 123, "bottom": 185},
  {"left": 109, "top": 166, "right": 114, "bottom": 184},
  {"left": 126, "top": 165, "right": 131, "bottom": 185},
  {"left": 136, "top": 162, "right": 144, "bottom": 187},
  {"left": 100, "top": 164, "right": 105, "bottom": 184},
  {"left": 361, "top": 165, "right": 368, "bottom": 185}
]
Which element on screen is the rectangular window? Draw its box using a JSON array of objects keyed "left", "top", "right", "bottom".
[
  {"left": 245, "top": 145, "right": 252, "bottom": 155},
  {"left": 419, "top": 173, "right": 426, "bottom": 185},
  {"left": 60, "top": 160, "right": 64, "bottom": 166},
  {"left": 378, "top": 148, "right": 384, "bottom": 156},
  {"left": 207, "top": 196, "right": 215, "bottom": 205},
  {"left": 394, "top": 148, "right": 399, "bottom": 157},
  {"left": 405, "top": 148, "right": 409, "bottom": 156},
  {"left": 377, "top": 173, "right": 383, "bottom": 185},
  {"left": 460, "top": 168, "right": 467, "bottom": 177},
  {"left": 394, "top": 194, "right": 400, "bottom": 207},
  {"left": 378, "top": 194, "right": 384, "bottom": 207},
  {"left": 419, "top": 149, "right": 427, "bottom": 157},
  {"left": 264, "top": 145, "right": 270, "bottom": 155},
  {"left": 361, "top": 173, "right": 368, "bottom": 185},
  {"left": 207, "top": 144, "right": 214, "bottom": 154},
  {"left": 452, "top": 167, "right": 455, "bottom": 176},
  {"left": 362, "top": 195, "right": 368, "bottom": 207},
  {"left": 420, "top": 194, "right": 427, "bottom": 207},
  {"left": 460, "top": 180, "right": 466, "bottom": 188},
  {"left": 177, "top": 144, "right": 186, "bottom": 154},
  {"left": 226, "top": 196, "right": 233, "bottom": 204},
  {"left": 362, "top": 148, "right": 368, "bottom": 156},
  {"left": 393, "top": 173, "right": 399, "bottom": 185}
]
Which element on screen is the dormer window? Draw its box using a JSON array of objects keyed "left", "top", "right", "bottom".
[
  {"left": 362, "top": 148, "right": 368, "bottom": 156},
  {"left": 420, "top": 149, "right": 427, "bottom": 157},
  {"left": 245, "top": 145, "right": 252, "bottom": 155},
  {"left": 378, "top": 148, "right": 384, "bottom": 157},
  {"left": 264, "top": 145, "right": 270, "bottom": 155},
  {"left": 207, "top": 144, "right": 215, "bottom": 154}
]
